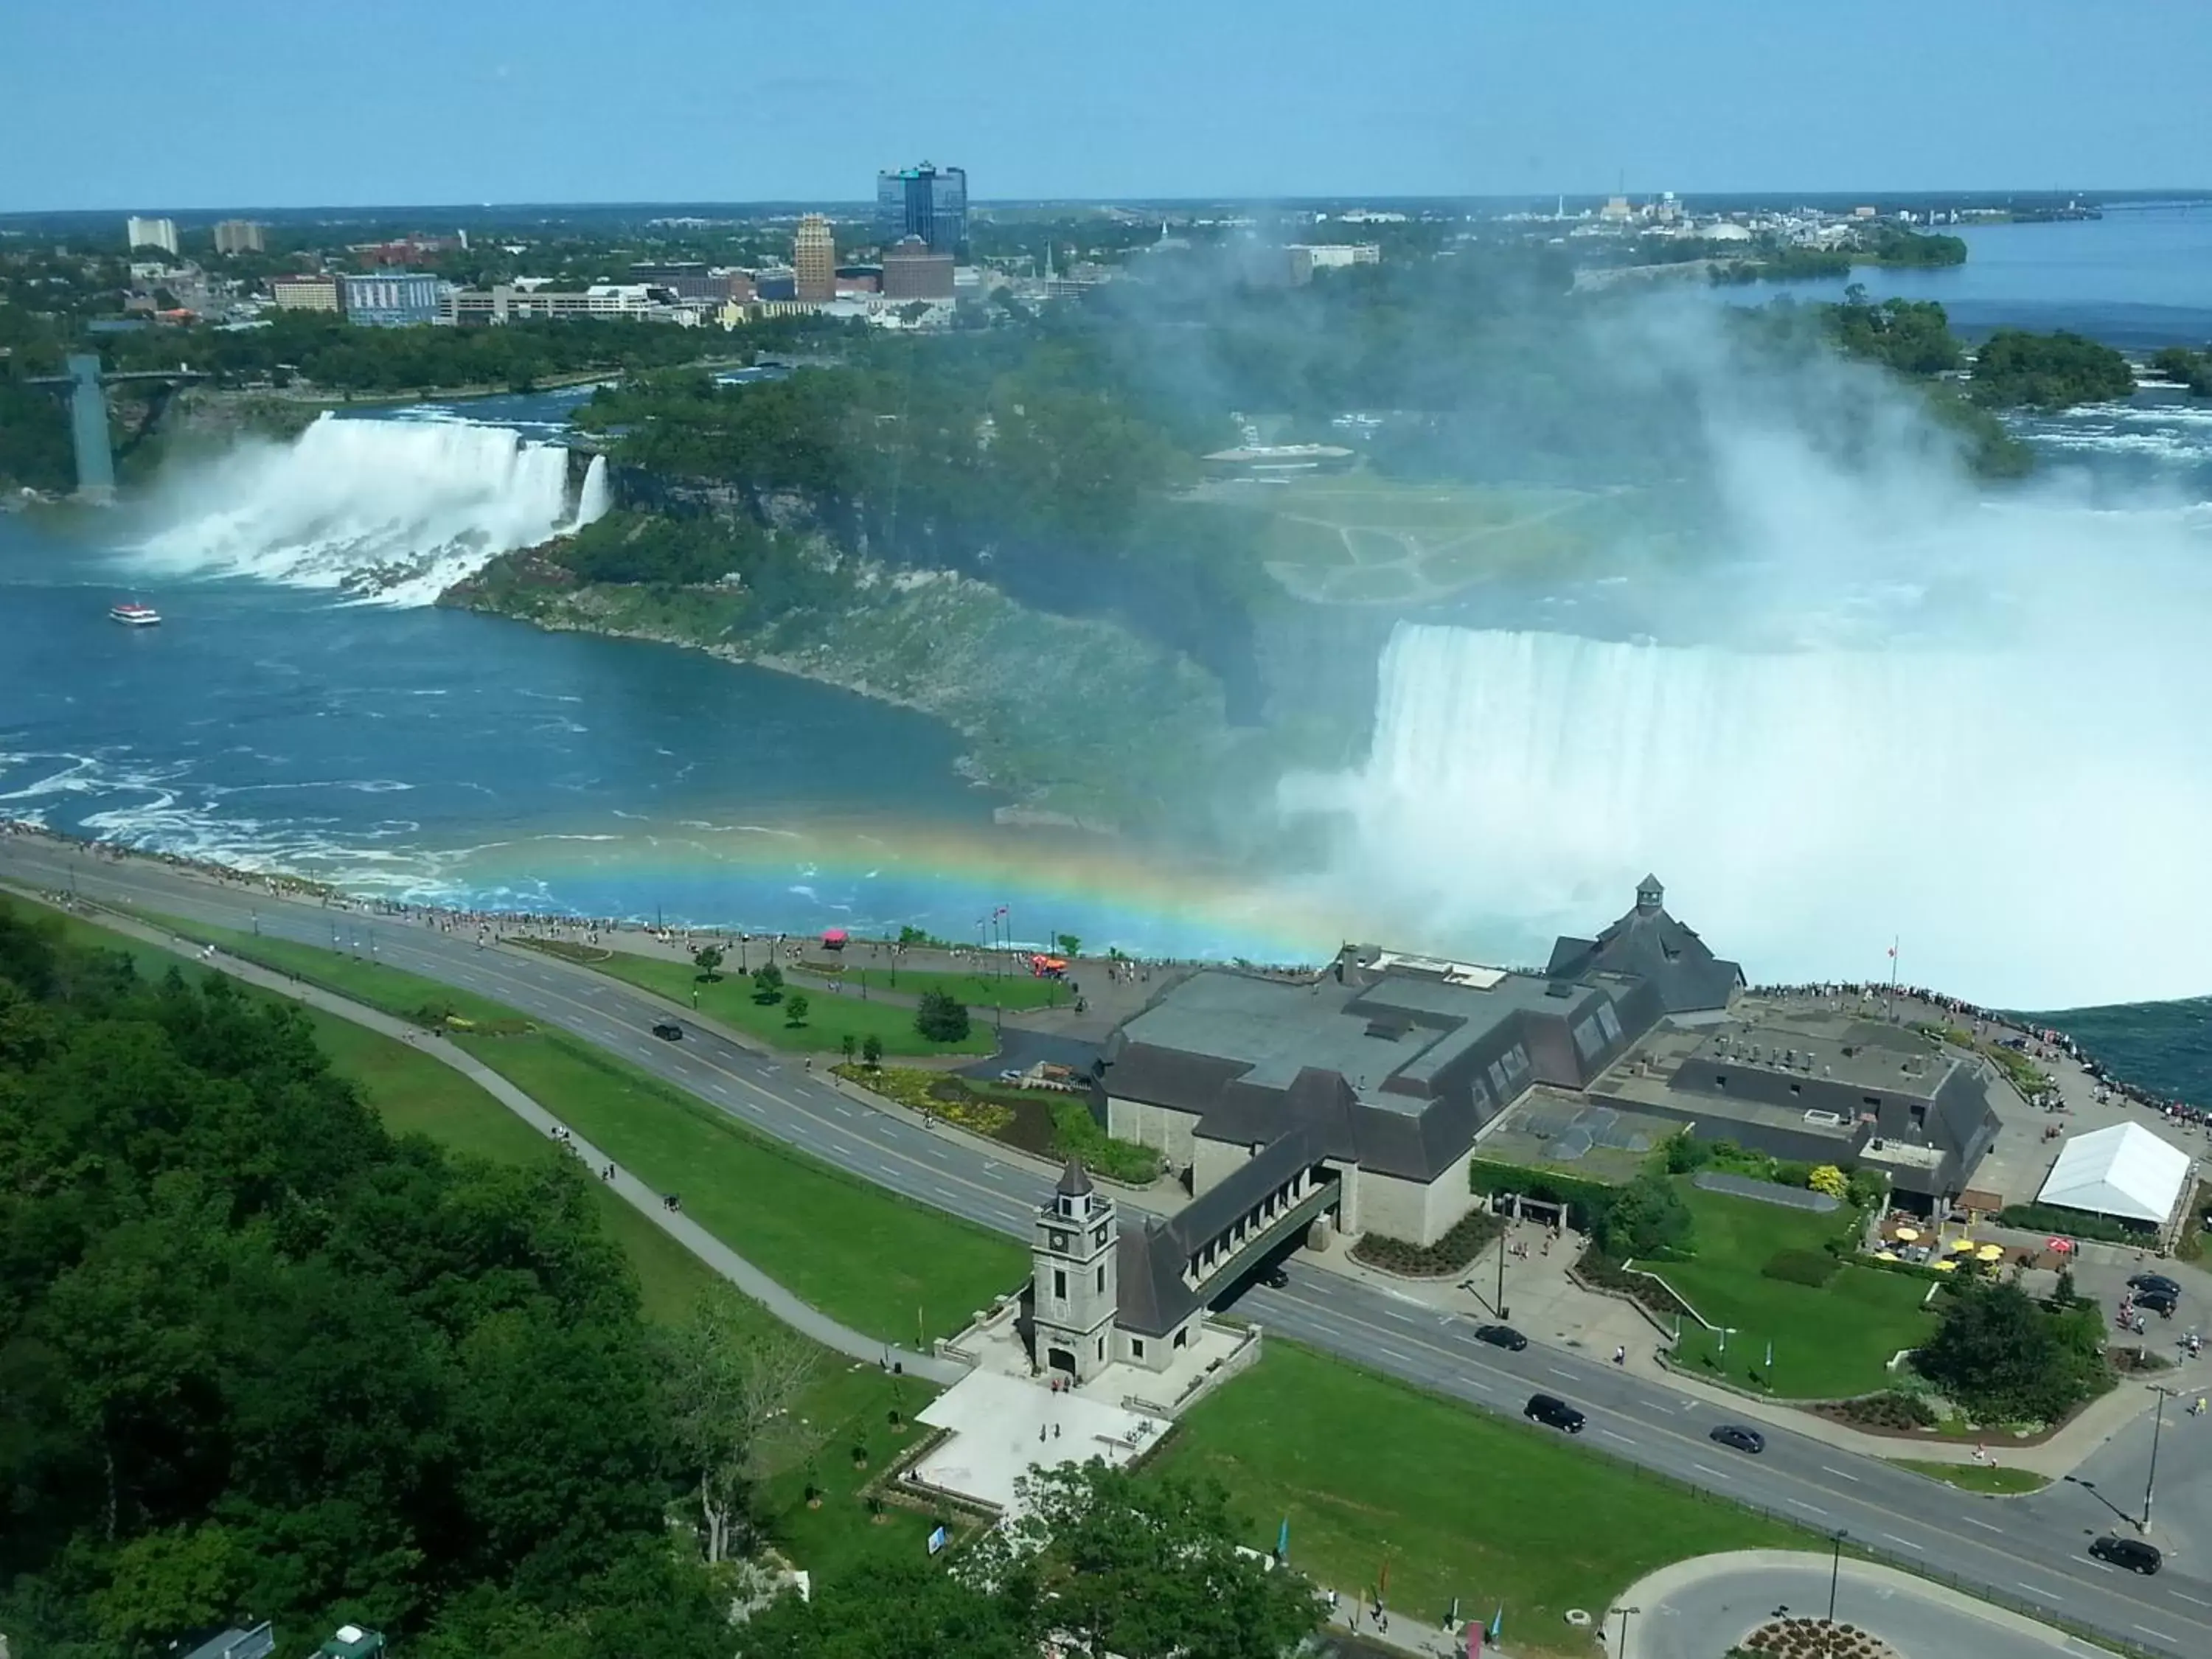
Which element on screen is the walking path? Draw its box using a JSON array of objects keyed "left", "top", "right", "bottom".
[{"left": 29, "top": 891, "right": 963, "bottom": 1385}]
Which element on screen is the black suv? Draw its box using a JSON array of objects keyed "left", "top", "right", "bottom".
[
  {"left": 2090, "top": 1535, "right": 2162, "bottom": 1574},
  {"left": 1524, "top": 1394, "right": 1585, "bottom": 1433},
  {"left": 2129, "top": 1273, "right": 2182, "bottom": 1298},
  {"left": 1258, "top": 1267, "right": 1290, "bottom": 1290},
  {"left": 2135, "top": 1288, "right": 2179, "bottom": 1317},
  {"left": 650, "top": 1020, "right": 684, "bottom": 1041},
  {"left": 1475, "top": 1324, "right": 1528, "bottom": 1352}
]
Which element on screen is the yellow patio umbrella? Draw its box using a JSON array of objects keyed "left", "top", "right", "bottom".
[
  {"left": 1951, "top": 1237, "right": 1980, "bottom": 1253},
  {"left": 1875, "top": 1250, "right": 1900, "bottom": 1262},
  {"left": 1893, "top": 1226, "right": 1921, "bottom": 1242},
  {"left": 1933, "top": 1259, "right": 1959, "bottom": 1272},
  {"left": 1977, "top": 1244, "right": 2006, "bottom": 1262}
]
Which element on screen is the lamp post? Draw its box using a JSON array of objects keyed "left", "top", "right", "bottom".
[
  {"left": 1611, "top": 1604, "right": 1639, "bottom": 1657},
  {"left": 2143, "top": 1384, "right": 2177, "bottom": 1533},
  {"left": 1495, "top": 1222, "right": 1510, "bottom": 1321},
  {"left": 1828, "top": 1530, "right": 1846, "bottom": 1622},
  {"left": 1718, "top": 1326, "right": 1737, "bottom": 1356}
]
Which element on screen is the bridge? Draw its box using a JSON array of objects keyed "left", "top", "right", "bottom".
[{"left": 22, "top": 355, "right": 210, "bottom": 499}]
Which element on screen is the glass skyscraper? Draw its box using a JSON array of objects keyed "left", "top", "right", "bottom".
[{"left": 875, "top": 163, "right": 967, "bottom": 258}]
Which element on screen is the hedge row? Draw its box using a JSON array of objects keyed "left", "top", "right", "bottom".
[
  {"left": 1995, "top": 1202, "right": 2147, "bottom": 1246},
  {"left": 1467, "top": 1159, "right": 1619, "bottom": 1230}
]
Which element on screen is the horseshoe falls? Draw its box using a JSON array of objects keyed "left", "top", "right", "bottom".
[
  {"left": 1290, "top": 622, "right": 2212, "bottom": 1010},
  {"left": 133, "top": 413, "right": 605, "bottom": 605}
]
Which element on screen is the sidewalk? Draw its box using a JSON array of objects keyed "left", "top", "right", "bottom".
[{"left": 32, "top": 891, "right": 963, "bottom": 1385}]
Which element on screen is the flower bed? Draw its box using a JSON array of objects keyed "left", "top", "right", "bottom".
[{"left": 1351, "top": 1207, "right": 1504, "bottom": 1278}]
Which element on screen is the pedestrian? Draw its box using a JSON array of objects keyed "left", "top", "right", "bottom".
[{"left": 1614, "top": 1344, "right": 1627, "bottom": 1366}]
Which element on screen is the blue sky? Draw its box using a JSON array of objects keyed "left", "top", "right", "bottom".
[{"left": 3, "top": 1, "right": 2207, "bottom": 210}]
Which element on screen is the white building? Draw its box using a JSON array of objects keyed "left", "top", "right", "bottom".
[
  {"left": 126, "top": 216, "right": 179, "bottom": 256},
  {"left": 2036, "top": 1123, "right": 2195, "bottom": 1232}
]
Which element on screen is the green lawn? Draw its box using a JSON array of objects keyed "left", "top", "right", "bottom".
[
  {"left": 110, "top": 905, "right": 1025, "bottom": 1341},
  {"left": 1887, "top": 1458, "right": 2050, "bottom": 1496},
  {"left": 793, "top": 959, "right": 1071, "bottom": 1013},
  {"left": 452, "top": 1029, "right": 1024, "bottom": 1343},
  {"left": 537, "top": 945, "right": 996, "bottom": 1057},
  {"left": 1155, "top": 1343, "right": 1809, "bottom": 1641},
  {"left": 757, "top": 1360, "right": 955, "bottom": 1585},
  {"left": 1660, "top": 1184, "right": 1938, "bottom": 1399}
]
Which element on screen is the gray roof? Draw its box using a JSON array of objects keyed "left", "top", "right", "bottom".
[
  {"left": 1547, "top": 881, "right": 1745, "bottom": 1015},
  {"left": 1116, "top": 1128, "right": 1329, "bottom": 1337},
  {"left": 1056, "top": 1157, "right": 1092, "bottom": 1197}
]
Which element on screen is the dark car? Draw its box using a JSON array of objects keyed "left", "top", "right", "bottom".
[
  {"left": 650, "top": 1020, "right": 684, "bottom": 1041},
  {"left": 2135, "top": 1288, "right": 2179, "bottom": 1317},
  {"left": 1524, "top": 1394, "right": 1585, "bottom": 1433},
  {"left": 1475, "top": 1324, "right": 1528, "bottom": 1352},
  {"left": 2090, "top": 1534, "right": 2162, "bottom": 1574},
  {"left": 1259, "top": 1267, "right": 1290, "bottom": 1290},
  {"left": 2129, "top": 1273, "right": 2182, "bottom": 1298},
  {"left": 1710, "top": 1424, "right": 1766, "bottom": 1454}
]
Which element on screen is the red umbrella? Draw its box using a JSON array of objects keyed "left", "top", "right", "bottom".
[{"left": 2046, "top": 1237, "right": 2075, "bottom": 1253}]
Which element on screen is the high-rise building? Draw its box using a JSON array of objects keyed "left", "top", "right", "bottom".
[
  {"left": 212, "top": 219, "right": 266, "bottom": 255},
  {"left": 874, "top": 162, "right": 967, "bottom": 258},
  {"left": 270, "top": 274, "right": 342, "bottom": 312},
  {"left": 881, "top": 235, "right": 955, "bottom": 301},
  {"left": 125, "top": 216, "right": 179, "bottom": 256},
  {"left": 792, "top": 215, "right": 836, "bottom": 303}
]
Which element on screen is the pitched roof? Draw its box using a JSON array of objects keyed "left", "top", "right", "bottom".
[
  {"left": 1055, "top": 1157, "right": 1093, "bottom": 1197},
  {"left": 2036, "top": 1122, "right": 2192, "bottom": 1225},
  {"left": 1547, "top": 881, "right": 1744, "bottom": 1015}
]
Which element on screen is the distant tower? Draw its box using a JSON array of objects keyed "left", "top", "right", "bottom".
[
  {"left": 1031, "top": 1159, "right": 1118, "bottom": 1383},
  {"left": 793, "top": 214, "right": 836, "bottom": 303},
  {"left": 1635, "top": 874, "right": 1665, "bottom": 916}
]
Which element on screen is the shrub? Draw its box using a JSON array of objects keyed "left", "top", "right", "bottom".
[
  {"left": 1352, "top": 1207, "right": 1505, "bottom": 1277},
  {"left": 1830, "top": 1390, "right": 1938, "bottom": 1431},
  {"left": 1762, "top": 1248, "right": 1841, "bottom": 1287},
  {"left": 1809, "top": 1165, "right": 1850, "bottom": 1201},
  {"left": 1468, "top": 1161, "right": 1618, "bottom": 1231},
  {"left": 784, "top": 992, "right": 810, "bottom": 1026},
  {"left": 1596, "top": 1173, "right": 1695, "bottom": 1259},
  {"left": 914, "top": 990, "right": 971, "bottom": 1043},
  {"left": 1995, "top": 1202, "right": 2144, "bottom": 1246},
  {"left": 751, "top": 961, "right": 785, "bottom": 1003},
  {"left": 861, "top": 1033, "right": 883, "bottom": 1067},
  {"left": 1845, "top": 1169, "right": 1889, "bottom": 1211},
  {"left": 1663, "top": 1130, "right": 1713, "bottom": 1174}
]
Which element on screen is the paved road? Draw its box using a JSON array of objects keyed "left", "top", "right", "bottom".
[
  {"left": 1621, "top": 1551, "right": 2112, "bottom": 1659},
  {"left": 6, "top": 839, "right": 2208, "bottom": 1659}
]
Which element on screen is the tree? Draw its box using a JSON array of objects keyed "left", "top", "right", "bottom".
[
  {"left": 1595, "top": 1174, "right": 1694, "bottom": 1259},
  {"left": 1055, "top": 933, "right": 1083, "bottom": 958},
  {"left": 914, "top": 990, "right": 971, "bottom": 1043},
  {"left": 962, "top": 1461, "right": 1322, "bottom": 1659},
  {"left": 784, "top": 992, "right": 810, "bottom": 1027},
  {"left": 840, "top": 1033, "right": 858, "bottom": 1063},
  {"left": 752, "top": 961, "right": 785, "bottom": 1003},
  {"left": 1808, "top": 1164, "right": 1849, "bottom": 1201},
  {"left": 1916, "top": 1280, "right": 2106, "bottom": 1424},
  {"left": 658, "top": 1286, "right": 821, "bottom": 1565},
  {"left": 739, "top": 1558, "right": 1032, "bottom": 1659},
  {"left": 692, "top": 944, "right": 723, "bottom": 982},
  {"left": 861, "top": 1033, "right": 884, "bottom": 1068}
]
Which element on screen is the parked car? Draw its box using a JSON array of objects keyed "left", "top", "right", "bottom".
[
  {"left": 2129, "top": 1273, "right": 2182, "bottom": 1298},
  {"left": 650, "top": 1020, "right": 684, "bottom": 1041},
  {"left": 2090, "top": 1534, "right": 2162, "bottom": 1574},
  {"left": 1710, "top": 1424, "right": 1766, "bottom": 1455},
  {"left": 1474, "top": 1324, "right": 1528, "bottom": 1352},
  {"left": 1523, "top": 1394, "right": 1585, "bottom": 1433},
  {"left": 2135, "top": 1289, "right": 2179, "bottom": 1317},
  {"left": 1259, "top": 1267, "right": 1290, "bottom": 1290}
]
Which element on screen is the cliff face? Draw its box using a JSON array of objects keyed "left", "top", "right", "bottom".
[{"left": 442, "top": 540, "right": 1243, "bottom": 835}]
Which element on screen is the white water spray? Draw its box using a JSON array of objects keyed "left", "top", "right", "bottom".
[
  {"left": 136, "top": 414, "right": 602, "bottom": 606},
  {"left": 571, "top": 453, "right": 611, "bottom": 530}
]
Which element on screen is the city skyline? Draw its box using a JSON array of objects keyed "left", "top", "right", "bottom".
[{"left": 2, "top": 1, "right": 2208, "bottom": 212}]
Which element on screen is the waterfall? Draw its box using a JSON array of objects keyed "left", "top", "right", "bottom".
[
  {"left": 571, "top": 453, "right": 612, "bottom": 530},
  {"left": 135, "top": 413, "right": 581, "bottom": 606},
  {"left": 1287, "top": 622, "right": 2212, "bottom": 1009}
]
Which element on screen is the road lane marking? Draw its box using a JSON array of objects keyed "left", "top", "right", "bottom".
[
  {"left": 1822, "top": 1466, "right": 1862, "bottom": 1483},
  {"left": 1600, "top": 1430, "right": 1634, "bottom": 1445},
  {"left": 1544, "top": 1368, "right": 1575, "bottom": 1380},
  {"left": 1964, "top": 1517, "right": 2004, "bottom": 1534},
  {"left": 1693, "top": 1463, "right": 1731, "bottom": 1480},
  {"left": 1882, "top": 1534, "right": 1916, "bottom": 1549},
  {"left": 2132, "top": 1627, "right": 2179, "bottom": 1645},
  {"left": 2170, "top": 1591, "right": 2208, "bottom": 1607},
  {"left": 1787, "top": 1499, "right": 1826, "bottom": 1517}
]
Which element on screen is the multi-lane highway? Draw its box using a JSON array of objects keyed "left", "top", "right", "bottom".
[{"left": 4, "top": 837, "right": 2205, "bottom": 1658}]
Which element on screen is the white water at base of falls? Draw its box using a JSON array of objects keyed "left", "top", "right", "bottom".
[
  {"left": 135, "top": 414, "right": 598, "bottom": 607},
  {"left": 1285, "top": 622, "right": 2212, "bottom": 1010}
]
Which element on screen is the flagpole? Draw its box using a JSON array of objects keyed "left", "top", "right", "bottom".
[{"left": 1887, "top": 935, "right": 1899, "bottom": 1023}]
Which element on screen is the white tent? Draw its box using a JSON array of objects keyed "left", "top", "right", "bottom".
[{"left": 2036, "top": 1122, "right": 2194, "bottom": 1226}]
